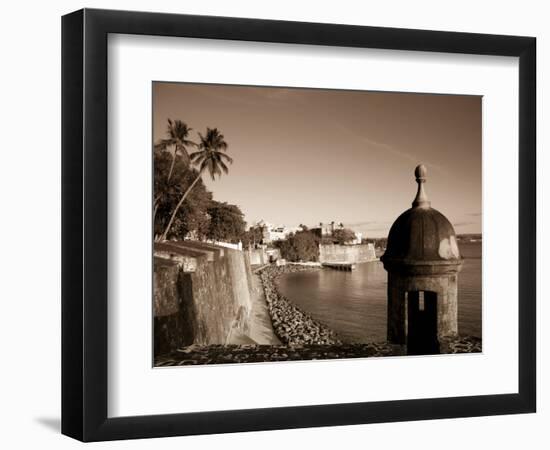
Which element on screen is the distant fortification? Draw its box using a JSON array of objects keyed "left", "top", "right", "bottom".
[{"left": 319, "top": 243, "right": 376, "bottom": 264}]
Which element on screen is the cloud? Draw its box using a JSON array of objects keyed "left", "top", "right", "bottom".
[{"left": 334, "top": 122, "right": 449, "bottom": 176}]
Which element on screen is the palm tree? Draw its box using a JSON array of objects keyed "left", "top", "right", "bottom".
[
  {"left": 155, "top": 119, "right": 197, "bottom": 181},
  {"left": 153, "top": 119, "right": 197, "bottom": 222},
  {"left": 158, "top": 128, "right": 233, "bottom": 242}
]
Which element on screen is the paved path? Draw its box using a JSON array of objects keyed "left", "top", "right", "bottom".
[
  {"left": 226, "top": 272, "right": 281, "bottom": 345},
  {"left": 247, "top": 272, "right": 282, "bottom": 345}
]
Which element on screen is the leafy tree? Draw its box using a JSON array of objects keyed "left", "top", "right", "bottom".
[
  {"left": 159, "top": 127, "right": 233, "bottom": 242},
  {"left": 276, "top": 231, "right": 320, "bottom": 262},
  {"left": 241, "top": 225, "right": 265, "bottom": 248},
  {"left": 332, "top": 228, "right": 357, "bottom": 244},
  {"left": 154, "top": 150, "right": 212, "bottom": 240},
  {"left": 206, "top": 201, "right": 246, "bottom": 243}
]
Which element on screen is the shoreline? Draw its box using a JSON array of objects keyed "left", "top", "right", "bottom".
[
  {"left": 154, "top": 263, "right": 481, "bottom": 366},
  {"left": 258, "top": 264, "right": 341, "bottom": 345},
  {"left": 257, "top": 263, "right": 482, "bottom": 354}
]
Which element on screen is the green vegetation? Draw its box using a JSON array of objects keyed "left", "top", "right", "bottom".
[
  {"left": 154, "top": 119, "right": 244, "bottom": 243},
  {"left": 241, "top": 225, "right": 265, "bottom": 248},
  {"left": 155, "top": 119, "right": 196, "bottom": 178},
  {"left": 154, "top": 149, "right": 211, "bottom": 240},
  {"left": 206, "top": 201, "right": 246, "bottom": 243},
  {"left": 158, "top": 127, "right": 233, "bottom": 241},
  {"left": 153, "top": 119, "right": 197, "bottom": 224},
  {"left": 328, "top": 228, "right": 356, "bottom": 245},
  {"left": 275, "top": 230, "right": 320, "bottom": 262}
]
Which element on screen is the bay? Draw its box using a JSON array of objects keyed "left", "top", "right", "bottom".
[{"left": 276, "top": 242, "right": 482, "bottom": 343}]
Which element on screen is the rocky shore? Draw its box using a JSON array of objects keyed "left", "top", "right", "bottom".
[{"left": 258, "top": 264, "right": 341, "bottom": 345}]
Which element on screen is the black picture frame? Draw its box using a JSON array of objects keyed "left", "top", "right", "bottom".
[{"left": 62, "top": 8, "right": 536, "bottom": 442}]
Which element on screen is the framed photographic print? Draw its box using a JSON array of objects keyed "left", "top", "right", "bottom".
[{"left": 62, "top": 8, "right": 536, "bottom": 442}]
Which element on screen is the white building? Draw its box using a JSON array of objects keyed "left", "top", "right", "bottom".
[{"left": 254, "top": 220, "right": 299, "bottom": 243}]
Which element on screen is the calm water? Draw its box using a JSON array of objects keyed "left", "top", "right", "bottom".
[{"left": 276, "top": 242, "right": 482, "bottom": 343}]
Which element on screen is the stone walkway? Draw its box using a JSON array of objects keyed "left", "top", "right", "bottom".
[
  {"left": 247, "top": 271, "right": 282, "bottom": 345},
  {"left": 225, "top": 270, "right": 282, "bottom": 345}
]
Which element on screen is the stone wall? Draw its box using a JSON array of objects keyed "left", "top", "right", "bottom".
[
  {"left": 247, "top": 247, "right": 281, "bottom": 265},
  {"left": 153, "top": 241, "right": 254, "bottom": 357},
  {"left": 247, "top": 247, "right": 267, "bottom": 265},
  {"left": 386, "top": 272, "right": 459, "bottom": 346},
  {"left": 319, "top": 243, "right": 376, "bottom": 264}
]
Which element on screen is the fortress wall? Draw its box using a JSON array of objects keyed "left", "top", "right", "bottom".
[
  {"left": 319, "top": 243, "right": 377, "bottom": 264},
  {"left": 247, "top": 247, "right": 281, "bottom": 265},
  {"left": 153, "top": 241, "right": 254, "bottom": 357},
  {"left": 247, "top": 247, "right": 267, "bottom": 265}
]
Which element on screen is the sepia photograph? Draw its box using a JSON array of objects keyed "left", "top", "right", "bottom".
[
  {"left": 152, "top": 82, "right": 482, "bottom": 366},
  {"left": 50, "top": 4, "right": 537, "bottom": 445}
]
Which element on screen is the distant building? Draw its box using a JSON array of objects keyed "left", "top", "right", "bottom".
[
  {"left": 311, "top": 221, "right": 363, "bottom": 245},
  {"left": 311, "top": 221, "right": 343, "bottom": 237},
  {"left": 254, "top": 220, "right": 298, "bottom": 243}
]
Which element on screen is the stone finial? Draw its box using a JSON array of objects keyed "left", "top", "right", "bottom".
[{"left": 412, "top": 164, "right": 431, "bottom": 208}]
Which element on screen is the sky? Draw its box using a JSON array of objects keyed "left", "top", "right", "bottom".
[{"left": 153, "top": 82, "right": 482, "bottom": 238}]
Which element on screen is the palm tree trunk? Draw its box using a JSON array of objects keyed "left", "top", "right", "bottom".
[
  {"left": 158, "top": 168, "right": 204, "bottom": 242},
  {"left": 152, "top": 194, "right": 161, "bottom": 226},
  {"left": 166, "top": 149, "right": 177, "bottom": 182}
]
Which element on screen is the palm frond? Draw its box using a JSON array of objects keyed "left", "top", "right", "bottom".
[
  {"left": 155, "top": 138, "right": 174, "bottom": 150},
  {"left": 218, "top": 159, "right": 229, "bottom": 174},
  {"left": 183, "top": 139, "right": 198, "bottom": 148},
  {"left": 218, "top": 152, "right": 233, "bottom": 164},
  {"left": 175, "top": 145, "right": 191, "bottom": 164}
]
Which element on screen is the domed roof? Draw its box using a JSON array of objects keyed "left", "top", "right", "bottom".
[{"left": 382, "top": 165, "right": 461, "bottom": 264}]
